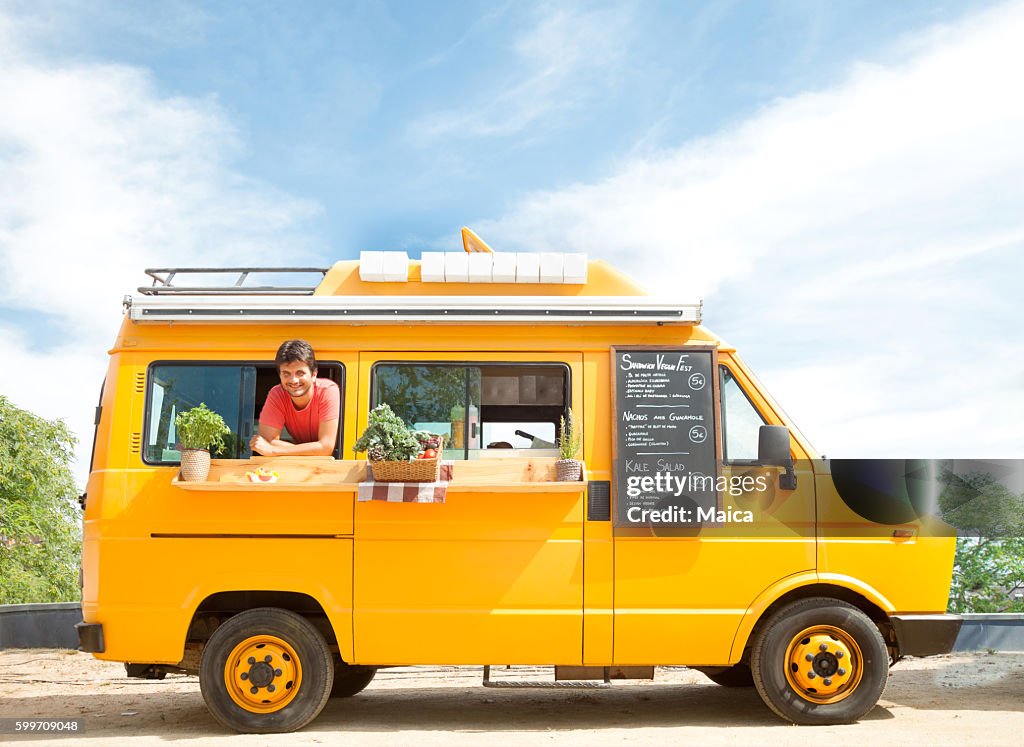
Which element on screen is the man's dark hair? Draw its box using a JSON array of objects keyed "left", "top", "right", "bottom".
[{"left": 275, "top": 339, "right": 317, "bottom": 372}]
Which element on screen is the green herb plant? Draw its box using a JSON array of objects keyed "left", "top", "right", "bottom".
[
  {"left": 354, "top": 404, "right": 421, "bottom": 462},
  {"left": 174, "top": 403, "right": 230, "bottom": 454},
  {"left": 557, "top": 408, "right": 582, "bottom": 462}
]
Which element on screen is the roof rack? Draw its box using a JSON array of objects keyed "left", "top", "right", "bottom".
[{"left": 139, "top": 267, "right": 330, "bottom": 296}]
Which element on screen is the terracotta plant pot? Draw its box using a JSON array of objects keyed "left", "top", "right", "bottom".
[
  {"left": 556, "top": 459, "right": 582, "bottom": 482},
  {"left": 180, "top": 448, "right": 211, "bottom": 482}
]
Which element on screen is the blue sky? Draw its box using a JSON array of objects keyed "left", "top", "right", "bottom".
[
  {"left": 6, "top": 0, "right": 991, "bottom": 250},
  {"left": 1, "top": 0, "right": 1022, "bottom": 484}
]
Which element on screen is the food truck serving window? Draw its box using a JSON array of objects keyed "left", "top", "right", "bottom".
[
  {"left": 372, "top": 363, "right": 569, "bottom": 460},
  {"left": 143, "top": 361, "right": 345, "bottom": 464}
]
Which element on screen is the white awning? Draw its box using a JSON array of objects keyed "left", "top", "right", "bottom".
[{"left": 127, "top": 294, "right": 702, "bottom": 325}]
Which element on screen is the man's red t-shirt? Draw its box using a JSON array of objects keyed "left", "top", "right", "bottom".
[{"left": 259, "top": 378, "right": 340, "bottom": 444}]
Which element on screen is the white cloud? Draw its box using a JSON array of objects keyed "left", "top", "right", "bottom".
[
  {"left": 0, "top": 9, "right": 322, "bottom": 486},
  {"left": 408, "top": 1, "right": 632, "bottom": 142},
  {"left": 472, "top": 1, "right": 1024, "bottom": 457}
]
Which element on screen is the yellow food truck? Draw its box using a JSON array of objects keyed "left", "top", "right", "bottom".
[{"left": 77, "top": 230, "right": 961, "bottom": 733}]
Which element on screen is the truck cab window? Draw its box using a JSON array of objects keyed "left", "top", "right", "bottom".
[
  {"left": 372, "top": 363, "right": 569, "bottom": 459},
  {"left": 719, "top": 365, "right": 766, "bottom": 463}
]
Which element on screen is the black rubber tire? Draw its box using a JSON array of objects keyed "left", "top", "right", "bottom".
[
  {"left": 695, "top": 663, "right": 754, "bottom": 687},
  {"left": 330, "top": 662, "right": 377, "bottom": 698},
  {"left": 199, "top": 607, "right": 334, "bottom": 734},
  {"left": 751, "top": 597, "right": 888, "bottom": 725}
]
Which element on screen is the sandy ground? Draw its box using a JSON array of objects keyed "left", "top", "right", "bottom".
[{"left": 0, "top": 650, "right": 1022, "bottom": 745}]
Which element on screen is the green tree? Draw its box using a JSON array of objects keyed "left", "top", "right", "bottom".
[
  {"left": 947, "top": 537, "right": 1024, "bottom": 613},
  {"left": 0, "top": 395, "right": 81, "bottom": 603},
  {"left": 939, "top": 465, "right": 1024, "bottom": 613}
]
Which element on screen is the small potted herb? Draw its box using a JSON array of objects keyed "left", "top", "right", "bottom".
[
  {"left": 556, "top": 408, "right": 583, "bottom": 481},
  {"left": 175, "top": 403, "right": 230, "bottom": 481}
]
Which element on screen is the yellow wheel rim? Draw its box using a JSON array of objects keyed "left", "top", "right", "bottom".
[
  {"left": 784, "top": 625, "right": 863, "bottom": 704},
  {"left": 223, "top": 635, "right": 302, "bottom": 713}
]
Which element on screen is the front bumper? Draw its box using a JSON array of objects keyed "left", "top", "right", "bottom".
[
  {"left": 891, "top": 614, "right": 962, "bottom": 657},
  {"left": 75, "top": 621, "right": 105, "bottom": 653}
]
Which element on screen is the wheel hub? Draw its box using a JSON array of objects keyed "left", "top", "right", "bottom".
[
  {"left": 245, "top": 658, "right": 277, "bottom": 688},
  {"left": 224, "top": 636, "right": 302, "bottom": 713},
  {"left": 785, "top": 625, "right": 862, "bottom": 704},
  {"left": 812, "top": 651, "right": 839, "bottom": 677}
]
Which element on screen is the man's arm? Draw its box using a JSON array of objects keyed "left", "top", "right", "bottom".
[{"left": 250, "top": 420, "right": 338, "bottom": 457}]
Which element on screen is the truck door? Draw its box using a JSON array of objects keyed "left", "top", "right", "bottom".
[
  {"left": 612, "top": 351, "right": 817, "bottom": 665},
  {"left": 352, "top": 352, "right": 586, "bottom": 665}
]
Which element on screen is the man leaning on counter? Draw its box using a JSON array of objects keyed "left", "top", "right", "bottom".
[{"left": 249, "top": 339, "right": 340, "bottom": 457}]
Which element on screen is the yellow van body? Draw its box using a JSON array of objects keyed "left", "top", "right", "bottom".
[{"left": 78, "top": 249, "right": 959, "bottom": 732}]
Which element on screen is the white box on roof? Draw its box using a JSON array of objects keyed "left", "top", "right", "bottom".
[
  {"left": 468, "top": 253, "right": 493, "bottom": 282},
  {"left": 492, "top": 253, "right": 516, "bottom": 283},
  {"left": 539, "top": 253, "right": 563, "bottom": 283},
  {"left": 444, "top": 252, "right": 470, "bottom": 283},
  {"left": 420, "top": 252, "right": 445, "bottom": 283},
  {"left": 359, "top": 251, "right": 384, "bottom": 282},
  {"left": 516, "top": 253, "right": 540, "bottom": 283},
  {"left": 381, "top": 251, "right": 409, "bottom": 282},
  {"left": 563, "top": 253, "right": 587, "bottom": 284}
]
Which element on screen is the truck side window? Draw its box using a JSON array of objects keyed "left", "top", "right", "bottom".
[
  {"left": 144, "top": 362, "right": 345, "bottom": 464},
  {"left": 719, "top": 366, "right": 766, "bottom": 463},
  {"left": 145, "top": 365, "right": 247, "bottom": 463},
  {"left": 372, "top": 363, "right": 569, "bottom": 460}
]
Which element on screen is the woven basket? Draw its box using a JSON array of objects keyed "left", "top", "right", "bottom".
[
  {"left": 556, "top": 459, "right": 583, "bottom": 482},
  {"left": 179, "top": 448, "right": 211, "bottom": 482},
  {"left": 370, "top": 457, "right": 441, "bottom": 483}
]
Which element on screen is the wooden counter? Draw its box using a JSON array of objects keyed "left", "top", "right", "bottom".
[{"left": 171, "top": 457, "right": 585, "bottom": 493}]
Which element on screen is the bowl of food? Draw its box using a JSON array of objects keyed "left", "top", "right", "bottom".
[{"left": 246, "top": 467, "right": 280, "bottom": 483}]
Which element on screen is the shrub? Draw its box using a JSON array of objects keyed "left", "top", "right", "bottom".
[{"left": 0, "top": 396, "right": 80, "bottom": 603}]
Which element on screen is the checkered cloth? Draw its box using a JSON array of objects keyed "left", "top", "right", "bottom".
[{"left": 358, "top": 462, "right": 453, "bottom": 503}]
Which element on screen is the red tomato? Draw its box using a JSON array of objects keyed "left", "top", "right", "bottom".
[{"left": 422, "top": 448, "right": 437, "bottom": 459}]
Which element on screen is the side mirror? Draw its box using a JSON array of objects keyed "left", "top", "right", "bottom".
[
  {"left": 758, "top": 425, "right": 797, "bottom": 490},
  {"left": 758, "top": 425, "right": 791, "bottom": 466}
]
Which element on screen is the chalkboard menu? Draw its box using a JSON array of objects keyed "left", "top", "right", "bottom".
[{"left": 612, "top": 348, "right": 718, "bottom": 528}]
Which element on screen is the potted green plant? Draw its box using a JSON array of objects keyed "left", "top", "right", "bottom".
[
  {"left": 175, "top": 403, "right": 230, "bottom": 481},
  {"left": 556, "top": 408, "right": 583, "bottom": 481}
]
